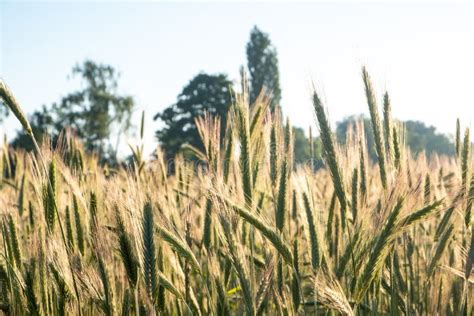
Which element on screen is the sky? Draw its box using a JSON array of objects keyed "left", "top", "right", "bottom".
[{"left": 1, "top": 1, "right": 473, "bottom": 155}]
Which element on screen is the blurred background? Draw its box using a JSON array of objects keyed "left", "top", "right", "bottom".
[{"left": 1, "top": 1, "right": 473, "bottom": 163}]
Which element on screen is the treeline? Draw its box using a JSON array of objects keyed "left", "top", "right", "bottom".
[{"left": 0, "top": 26, "right": 454, "bottom": 165}]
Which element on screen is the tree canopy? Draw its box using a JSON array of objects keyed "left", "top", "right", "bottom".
[
  {"left": 293, "top": 127, "right": 322, "bottom": 167},
  {"left": 4, "top": 30, "right": 458, "bottom": 168},
  {"left": 0, "top": 101, "right": 8, "bottom": 123},
  {"left": 154, "top": 73, "right": 233, "bottom": 159},
  {"left": 336, "top": 115, "right": 454, "bottom": 159},
  {"left": 404, "top": 120, "right": 454, "bottom": 156},
  {"left": 246, "top": 26, "right": 281, "bottom": 111},
  {"left": 11, "top": 105, "right": 54, "bottom": 152},
  {"left": 54, "top": 61, "right": 135, "bottom": 156},
  {"left": 11, "top": 60, "right": 135, "bottom": 162}
]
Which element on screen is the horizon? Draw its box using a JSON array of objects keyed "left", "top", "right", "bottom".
[{"left": 1, "top": 1, "right": 473, "bottom": 155}]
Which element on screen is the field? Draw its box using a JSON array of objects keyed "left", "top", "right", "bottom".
[{"left": 0, "top": 68, "right": 473, "bottom": 315}]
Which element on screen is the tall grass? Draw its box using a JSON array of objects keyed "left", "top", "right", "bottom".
[
  {"left": 362, "top": 67, "right": 388, "bottom": 189},
  {"left": 0, "top": 72, "right": 473, "bottom": 315}
]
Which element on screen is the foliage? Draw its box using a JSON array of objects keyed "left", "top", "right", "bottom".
[
  {"left": 336, "top": 115, "right": 455, "bottom": 160},
  {"left": 11, "top": 61, "right": 135, "bottom": 162},
  {"left": 246, "top": 26, "right": 281, "bottom": 111},
  {"left": 405, "top": 120, "right": 455, "bottom": 156},
  {"left": 1, "top": 69, "right": 473, "bottom": 316},
  {"left": 0, "top": 100, "right": 8, "bottom": 122},
  {"left": 54, "top": 60, "right": 135, "bottom": 157},
  {"left": 293, "top": 126, "right": 323, "bottom": 167},
  {"left": 11, "top": 105, "right": 54, "bottom": 152},
  {"left": 154, "top": 73, "right": 233, "bottom": 159}
]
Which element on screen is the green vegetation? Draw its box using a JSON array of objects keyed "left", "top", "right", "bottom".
[
  {"left": 246, "top": 26, "right": 281, "bottom": 111},
  {"left": 11, "top": 60, "right": 135, "bottom": 162},
  {"left": 3, "top": 26, "right": 454, "bottom": 166},
  {"left": 1, "top": 65, "right": 473, "bottom": 315},
  {"left": 154, "top": 73, "right": 233, "bottom": 160},
  {"left": 336, "top": 116, "right": 455, "bottom": 160}
]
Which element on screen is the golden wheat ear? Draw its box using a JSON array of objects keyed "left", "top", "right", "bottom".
[
  {"left": 1, "top": 78, "right": 84, "bottom": 314},
  {"left": 0, "top": 79, "right": 33, "bottom": 135}
]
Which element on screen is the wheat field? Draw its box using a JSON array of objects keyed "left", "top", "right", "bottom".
[{"left": 0, "top": 68, "right": 473, "bottom": 315}]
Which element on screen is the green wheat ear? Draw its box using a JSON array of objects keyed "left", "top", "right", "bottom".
[
  {"left": 202, "top": 197, "right": 213, "bottom": 250},
  {"left": 393, "top": 126, "right": 401, "bottom": 170},
  {"left": 24, "top": 259, "right": 41, "bottom": 315},
  {"left": 223, "top": 120, "right": 234, "bottom": 185},
  {"left": 2, "top": 222, "right": 14, "bottom": 268},
  {"left": 156, "top": 246, "right": 166, "bottom": 311},
  {"left": 291, "top": 239, "right": 300, "bottom": 312},
  {"left": 157, "top": 224, "right": 201, "bottom": 273},
  {"left": 17, "top": 171, "right": 28, "bottom": 216},
  {"left": 424, "top": 174, "right": 431, "bottom": 205},
  {"left": 303, "top": 192, "right": 320, "bottom": 270},
  {"left": 142, "top": 201, "right": 158, "bottom": 302},
  {"left": 233, "top": 201, "right": 293, "bottom": 265},
  {"left": 65, "top": 205, "right": 75, "bottom": 250},
  {"left": 465, "top": 175, "right": 474, "bottom": 227},
  {"left": 7, "top": 215, "right": 22, "bottom": 268},
  {"left": 73, "top": 195, "right": 85, "bottom": 256},
  {"left": 351, "top": 168, "right": 359, "bottom": 222},
  {"left": 461, "top": 128, "right": 470, "bottom": 192},
  {"left": 89, "top": 191, "right": 98, "bottom": 229},
  {"left": 362, "top": 66, "right": 387, "bottom": 189},
  {"left": 456, "top": 118, "right": 461, "bottom": 158},
  {"left": 219, "top": 213, "right": 255, "bottom": 315},
  {"left": 97, "top": 254, "right": 114, "bottom": 315},
  {"left": 308, "top": 126, "right": 313, "bottom": 165},
  {"left": 115, "top": 206, "right": 139, "bottom": 288},
  {"left": 383, "top": 92, "right": 393, "bottom": 163},
  {"left": 49, "top": 262, "right": 71, "bottom": 314},
  {"left": 270, "top": 119, "right": 279, "bottom": 186},
  {"left": 312, "top": 86, "right": 348, "bottom": 221},
  {"left": 28, "top": 200, "right": 35, "bottom": 228},
  {"left": 356, "top": 198, "right": 404, "bottom": 301},
  {"left": 234, "top": 100, "right": 253, "bottom": 207},
  {"left": 43, "top": 160, "right": 57, "bottom": 232},
  {"left": 284, "top": 117, "right": 293, "bottom": 167},
  {"left": 275, "top": 158, "right": 289, "bottom": 233},
  {"left": 359, "top": 143, "right": 367, "bottom": 201},
  {"left": 428, "top": 224, "right": 454, "bottom": 278}
]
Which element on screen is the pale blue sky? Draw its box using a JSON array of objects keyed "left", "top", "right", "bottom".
[{"left": 1, "top": 1, "right": 473, "bottom": 153}]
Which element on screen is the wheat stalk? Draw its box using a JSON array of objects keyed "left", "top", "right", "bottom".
[{"left": 362, "top": 67, "right": 387, "bottom": 188}]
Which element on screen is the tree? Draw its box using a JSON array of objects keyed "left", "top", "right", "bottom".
[
  {"left": 336, "top": 115, "right": 375, "bottom": 159},
  {"left": 246, "top": 26, "right": 281, "bottom": 110},
  {"left": 11, "top": 105, "right": 54, "bottom": 151},
  {"left": 336, "top": 115, "right": 454, "bottom": 159},
  {"left": 53, "top": 60, "right": 135, "bottom": 158},
  {"left": 293, "top": 127, "right": 322, "bottom": 167},
  {"left": 404, "top": 120, "right": 454, "bottom": 156},
  {"left": 10, "top": 61, "right": 135, "bottom": 163},
  {"left": 0, "top": 101, "right": 8, "bottom": 123},
  {"left": 154, "top": 73, "right": 233, "bottom": 159}
]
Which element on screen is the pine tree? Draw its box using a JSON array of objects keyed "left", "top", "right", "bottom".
[{"left": 246, "top": 26, "right": 281, "bottom": 111}]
